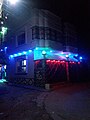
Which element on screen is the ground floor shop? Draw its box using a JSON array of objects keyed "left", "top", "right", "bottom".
[{"left": 7, "top": 47, "right": 87, "bottom": 89}]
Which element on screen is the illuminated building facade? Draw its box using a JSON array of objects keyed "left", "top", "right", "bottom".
[{"left": 0, "top": 8, "right": 83, "bottom": 88}]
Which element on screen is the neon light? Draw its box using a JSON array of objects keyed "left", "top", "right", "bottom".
[
  {"left": 66, "top": 55, "right": 69, "bottom": 58},
  {"left": 13, "top": 54, "right": 17, "bottom": 57},
  {"left": 0, "top": 79, "right": 7, "bottom": 83},
  {"left": 61, "top": 52, "right": 64, "bottom": 54},
  {"left": 1, "top": 27, "right": 8, "bottom": 35},
  {"left": 46, "top": 60, "right": 50, "bottom": 62},
  {"left": 0, "top": 80, "right": 3, "bottom": 83},
  {"left": 50, "top": 50, "right": 52, "bottom": 52},
  {"left": 5, "top": 47, "right": 7, "bottom": 50},
  {"left": 9, "top": 47, "right": 80, "bottom": 63},
  {"left": 18, "top": 53, "right": 22, "bottom": 55},
  {"left": 42, "top": 50, "right": 46, "bottom": 55},
  {"left": 79, "top": 56, "right": 82, "bottom": 60},
  {"left": 53, "top": 60, "right": 55, "bottom": 62},
  {"left": 10, "top": 55, "right": 13, "bottom": 58},
  {"left": 9, "top": 49, "right": 33, "bottom": 58},
  {"left": 35, "top": 47, "right": 39, "bottom": 50},
  {"left": 75, "top": 54, "right": 78, "bottom": 57},
  {"left": 28, "top": 50, "right": 32, "bottom": 52},
  {"left": 23, "top": 51, "right": 27, "bottom": 54},
  {"left": 0, "top": 49, "right": 3, "bottom": 51},
  {"left": 61, "top": 61, "right": 65, "bottom": 63}
]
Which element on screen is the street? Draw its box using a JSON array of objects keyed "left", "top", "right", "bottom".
[
  {"left": 0, "top": 83, "right": 53, "bottom": 120},
  {"left": 0, "top": 82, "right": 90, "bottom": 120}
]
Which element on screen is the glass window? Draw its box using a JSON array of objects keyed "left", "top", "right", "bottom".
[
  {"left": 39, "top": 27, "right": 45, "bottom": 39},
  {"left": 16, "top": 59, "right": 27, "bottom": 73},
  {"left": 32, "top": 26, "right": 39, "bottom": 39},
  {"left": 45, "top": 27, "right": 51, "bottom": 40}
]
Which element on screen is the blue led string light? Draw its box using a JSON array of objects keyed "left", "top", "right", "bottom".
[
  {"left": 9, "top": 47, "right": 82, "bottom": 62},
  {"left": 9, "top": 49, "right": 32, "bottom": 58}
]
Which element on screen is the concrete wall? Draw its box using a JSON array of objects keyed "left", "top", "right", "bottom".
[
  {"left": 7, "top": 53, "right": 34, "bottom": 85},
  {"left": 7, "top": 8, "right": 78, "bottom": 85}
]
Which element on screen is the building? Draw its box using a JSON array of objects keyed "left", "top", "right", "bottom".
[{"left": 0, "top": 8, "right": 83, "bottom": 88}]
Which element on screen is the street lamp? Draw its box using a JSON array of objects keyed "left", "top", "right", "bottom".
[{"left": 7, "top": 0, "right": 20, "bottom": 5}]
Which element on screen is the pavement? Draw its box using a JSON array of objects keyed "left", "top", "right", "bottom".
[
  {"left": 0, "top": 82, "right": 53, "bottom": 120},
  {"left": 37, "top": 82, "right": 90, "bottom": 120},
  {"left": 0, "top": 82, "right": 90, "bottom": 120}
]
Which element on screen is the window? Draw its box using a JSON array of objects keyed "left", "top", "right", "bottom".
[
  {"left": 17, "top": 32, "right": 25, "bottom": 45},
  {"left": 39, "top": 27, "right": 45, "bottom": 39},
  {"left": 32, "top": 26, "right": 39, "bottom": 39},
  {"left": 45, "top": 27, "right": 51, "bottom": 40},
  {"left": 16, "top": 59, "right": 27, "bottom": 73}
]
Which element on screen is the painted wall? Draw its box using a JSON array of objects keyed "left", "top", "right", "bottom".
[
  {"left": 7, "top": 8, "right": 79, "bottom": 85},
  {"left": 7, "top": 53, "right": 34, "bottom": 85}
]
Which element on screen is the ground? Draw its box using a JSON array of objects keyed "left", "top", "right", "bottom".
[
  {"left": 0, "top": 82, "right": 90, "bottom": 120},
  {"left": 0, "top": 83, "right": 53, "bottom": 120}
]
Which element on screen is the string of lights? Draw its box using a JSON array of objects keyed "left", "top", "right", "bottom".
[{"left": 9, "top": 47, "right": 83, "bottom": 62}]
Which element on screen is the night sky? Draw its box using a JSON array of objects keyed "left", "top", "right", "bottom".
[{"left": 7, "top": 0, "right": 89, "bottom": 56}]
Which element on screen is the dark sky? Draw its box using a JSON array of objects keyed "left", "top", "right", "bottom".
[{"left": 7, "top": 0, "right": 89, "bottom": 55}]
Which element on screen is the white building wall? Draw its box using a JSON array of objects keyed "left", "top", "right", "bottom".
[{"left": 7, "top": 8, "right": 64, "bottom": 82}]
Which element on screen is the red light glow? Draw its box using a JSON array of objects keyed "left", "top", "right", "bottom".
[
  {"left": 46, "top": 60, "right": 50, "bottom": 62},
  {"left": 78, "top": 62, "right": 80, "bottom": 64},
  {"left": 35, "top": 60, "right": 40, "bottom": 64}
]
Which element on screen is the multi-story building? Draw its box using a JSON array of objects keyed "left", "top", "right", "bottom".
[{"left": 0, "top": 8, "right": 82, "bottom": 88}]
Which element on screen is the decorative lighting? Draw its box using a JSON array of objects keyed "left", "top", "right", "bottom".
[
  {"left": 0, "top": 79, "right": 7, "bottom": 83},
  {"left": 61, "top": 51, "right": 64, "bottom": 54},
  {"left": 50, "top": 50, "right": 52, "bottom": 52},
  {"left": 1, "top": 21, "right": 3, "bottom": 24},
  {"left": 10, "top": 55, "right": 13, "bottom": 58},
  {"left": 28, "top": 50, "right": 32, "bottom": 52},
  {"left": 35, "top": 47, "right": 39, "bottom": 50},
  {"left": 42, "top": 50, "right": 46, "bottom": 55},
  {"left": 18, "top": 53, "right": 22, "bottom": 55},
  {"left": 69, "top": 53, "right": 71, "bottom": 56},
  {"left": 79, "top": 56, "right": 82, "bottom": 60},
  {"left": 66, "top": 55, "right": 69, "bottom": 58},
  {"left": 13, "top": 54, "right": 17, "bottom": 57},
  {"left": 5, "top": 16, "right": 8, "bottom": 19},
  {"left": 9, "top": 49, "right": 33, "bottom": 58},
  {"left": 78, "top": 62, "right": 80, "bottom": 64},
  {"left": 5, "top": 47, "right": 7, "bottom": 49},
  {"left": 75, "top": 54, "right": 78, "bottom": 57},
  {"left": 23, "top": 51, "right": 27, "bottom": 54},
  {"left": 1, "top": 27, "right": 8, "bottom": 35},
  {"left": 46, "top": 60, "right": 50, "bottom": 62},
  {"left": 0, "top": 49, "right": 3, "bottom": 51}
]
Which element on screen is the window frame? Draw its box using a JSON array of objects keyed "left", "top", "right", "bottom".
[{"left": 16, "top": 57, "right": 27, "bottom": 74}]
